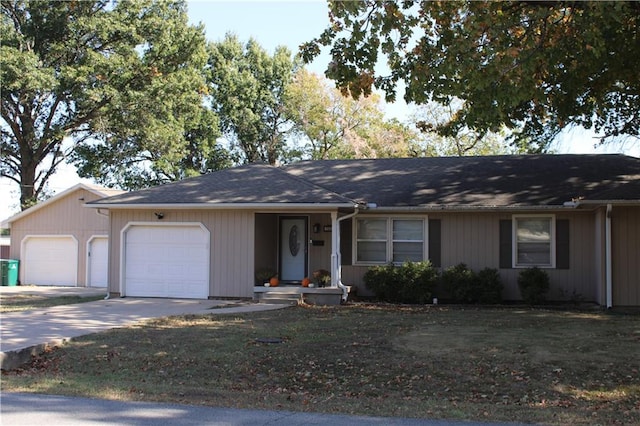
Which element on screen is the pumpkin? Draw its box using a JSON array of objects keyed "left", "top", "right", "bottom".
[
  {"left": 301, "top": 277, "right": 310, "bottom": 287},
  {"left": 269, "top": 276, "right": 279, "bottom": 287}
]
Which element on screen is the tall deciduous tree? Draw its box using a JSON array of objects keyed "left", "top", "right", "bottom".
[
  {"left": 1, "top": 0, "right": 216, "bottom": 208},
  {"left": 301, "top": 1, "right": 640, "bottom": 151},
  {"left": 285, "top": 69, "right": 419, "bottom": 160},
  {"left": 72, "top": 107, "right": 230, "bottom": 190},
  {"left": 207, "top": 34, "right": 298, "bottom": 165}
]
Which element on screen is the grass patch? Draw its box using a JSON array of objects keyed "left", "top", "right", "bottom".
[
  {"left": 2, "top": 304, "right": 640, "bottom": 424},
  {"left": 0, "top": 294, "right": 105, "bottom": 313}
]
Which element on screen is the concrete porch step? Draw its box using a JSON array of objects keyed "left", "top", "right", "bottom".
[
  {"left": 254, "top": 291, "right": 302, "bottom": 305},
  {"left": 253, "top": 285, "right": 347, "bottom": 306}
]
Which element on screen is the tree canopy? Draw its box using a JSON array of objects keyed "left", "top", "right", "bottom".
[
  {"left": 1, "top": 0, "right": 218, "bottom": 208},
  {"left": 207, "top": 34, "right": 299, "bottom": 165},
  {"left": 411, "top": 100, "right": 522, "bottom": 157},
  {"left": 285, "top": 69, "right": 419, "bottom": 160},
  {"left": 301, "top": 1, "right": 640, "bottom": 151}
]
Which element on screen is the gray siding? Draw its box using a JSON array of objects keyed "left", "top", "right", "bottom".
[
  {"left": 308, "top": 213, "right": 332, "bottom": 275},
  {"left": 109, "top": 209, "right": 254, "bottom": 298},
  {"left": 612, "top": 206, "right": 640, "bottom": 306},
  {"left": 343, "top": 211, "right": 600, "bottom": 302}
]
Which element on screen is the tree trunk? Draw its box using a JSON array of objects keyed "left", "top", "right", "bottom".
[{"left": 19, "top": 156, "right": 38, "bottom": 211}]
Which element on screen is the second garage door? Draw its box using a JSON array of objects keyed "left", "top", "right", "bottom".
[
  {"left": 23, "top": 236, "right": 78, "bottom": 286},
  {"left": 123, "top": 224, "right": 209, "bottom": 299},
  {"left": 88, "top": 237, "right": 109, "bottom": 288}
]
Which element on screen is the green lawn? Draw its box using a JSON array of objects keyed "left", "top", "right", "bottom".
[{"left": 3, "top": 304, "right": 639, "bottom": 424}]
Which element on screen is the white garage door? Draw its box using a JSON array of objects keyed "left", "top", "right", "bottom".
[
  {"left": 124, "top": 224, "right": 209, "bottom": 299},
  {"left": 88, "top": 237, "right": 109, "bottom": 288},
  {"left": 23, "top": 236, "right": 78, "bottom": 286}
]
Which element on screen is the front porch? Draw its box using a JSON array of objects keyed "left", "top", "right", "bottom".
[
  {"left": 253, "top": 285, "right": 348, "bottom": 306},
  {"left": 254, "top": 211, "right": 348, "bottom": 301}
]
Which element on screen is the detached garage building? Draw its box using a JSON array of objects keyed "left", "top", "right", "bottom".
[{"left": 1, "top": 183, "right": 124, "bottom": 287}]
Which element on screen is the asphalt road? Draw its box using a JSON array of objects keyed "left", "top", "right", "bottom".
[{"left": 0, "top": 393, "right": 520, "bottom": 426}]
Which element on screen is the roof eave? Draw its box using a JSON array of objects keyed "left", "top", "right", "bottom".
[
  {"left": 575, "top": 200, "right": 640, "bottom": 207},
  {"left": 2, "top": 183, "right": 116, "bottom": 226},
  {"left": 363, "top": 204, "right": 583, "bottom": 213},
  {"left": 84, "top": 202, "right": 358, "bottom": 211}
]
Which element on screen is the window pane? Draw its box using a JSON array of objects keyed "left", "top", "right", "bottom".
[
  {"left": 357, "top": 241, "right": 387, "bottom": 262},
  {"left": 393, "top": 242, "right": 423, "bottom": 263},
  {"left": 393, "top": 220, "right": 423, "bottom": 241},
  {"left": 517, "top": 219, "right": 550, "bottom": 243},
  {"left": 517, "top": 243, "right": 551, "bottom": 265},
  {"left": 515, "top": 217, "right": 552, "bottom": 266},
  {"left": 357, "top": 219, "right": 387, "bottom": 240}
]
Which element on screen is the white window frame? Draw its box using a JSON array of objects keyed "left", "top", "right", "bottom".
[
  {"left": 512, "top": 214, "right": 556, "bottom": 268},
  {"left": 353, "top": 216, "right": 428, "bottom": 265}
]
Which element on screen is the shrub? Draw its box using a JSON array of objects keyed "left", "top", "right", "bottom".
[
  {"left": 397, "top": 261, "right": 439, "bottom": 304},
  {"left": 363, "top": 264, "right": 398, "bottom": 302},
  {"left": 441, "top": 263, "right": 476, "bottom": 303},
  {"left": 364, "top": 261, "right": 438, "bottom": 304},
  {"left": 518, "top": 267, "right": 550, "bottom": 305},
  {"left": 441, "top": 264, "right": 503, "bottom": 304},
  {"left": 475, "top": 268, "right": 503, "bottom": 304}
]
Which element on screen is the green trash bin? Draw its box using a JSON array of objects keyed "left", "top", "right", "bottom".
[{"left": 1, "top": 259, "right": 19, "bottom": 286}]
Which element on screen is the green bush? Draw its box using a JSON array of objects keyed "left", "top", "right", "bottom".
[
  {"left": 363, "top": 263, "right": 399, "bottom": 302},
  {"left": 441, "top": 263, "right": 476, "bottom": 303},
  {"left": 364, "top": 261, "right": 438, "bottom": 304},
  {"left": 397, "top": 261, "right": 440, "bottom": 304},
  {"left": 441, "top": 264, "right": 503, "bottom": 304},
  {"left": 518, "top": 267, "right": 550, "bottom": 305},
  {"left": 475, "top": 268, "right": 503, "bottom": 304}
]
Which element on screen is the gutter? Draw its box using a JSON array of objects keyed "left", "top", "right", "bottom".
[
  {"left": 333, "top": 207, "right": 363, "bottom": 302},
  {"left": 94, "top": 208, "right": 110, "bottom": 299},
  {"left": 574, "top": 200, "right": 640, "bottom": 206},
  {"left": 84, "top": 202, "right": 357, "bottom": 211},
  {"left": 605, "top": 204, "right": 613, "bottom": 309},
  {"left": 362, "top": 204, "right": 581, "bottom": 213}
]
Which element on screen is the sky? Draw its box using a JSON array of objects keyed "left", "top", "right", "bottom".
[{"left": 1, "top": 0, "right": 638, "bottom": 221}]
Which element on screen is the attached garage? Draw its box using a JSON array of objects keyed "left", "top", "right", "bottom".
[
  {"left": 22, "top": 236, "right": 78, "bottom": 286},
  {"left": 122, "top": 223, "right": 210, "bottom": 299}
]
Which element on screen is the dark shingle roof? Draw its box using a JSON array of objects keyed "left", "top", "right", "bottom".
[
  {"left": 89, "top": 163, "right": 357, "bottom": 206},
  {"left": 283, "top": 154, "right": 640, "bottom": 207},
  {"left": 90, "top": 154, "right": 640, "bottom": 208}
]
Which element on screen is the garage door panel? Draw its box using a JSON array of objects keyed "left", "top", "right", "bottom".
[
  {"left": 23, "top": 237, "right": 77, "bottom": 286},
  {"left": 124, "top": 225, "right": 209, "bottom": 299}
]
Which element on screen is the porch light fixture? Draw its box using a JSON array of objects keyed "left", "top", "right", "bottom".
[
  {"left": 154, "top": 212, "right": 164, "bottom": 220},
  {"left": 313, "top": 223, "right": 321, "bottom": 233}
]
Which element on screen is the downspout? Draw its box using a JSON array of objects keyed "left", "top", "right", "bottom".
[
  {"left": 605, "top": 204, "right": 613, "bottom": 309},
  {"left": 332, "top": 206, "right": 361, "bottom": 302},
  {"left": 95, "top": 208, "right": 110, "bottom": 299}
]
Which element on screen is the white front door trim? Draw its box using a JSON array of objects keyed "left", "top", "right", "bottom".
[{"left": 278, "top": 216, "right": 308, "bottom": 282}]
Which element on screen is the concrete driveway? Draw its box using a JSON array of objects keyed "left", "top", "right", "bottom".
[{"left": 0, "top": 286, "right": 285, "bottom": 370}]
